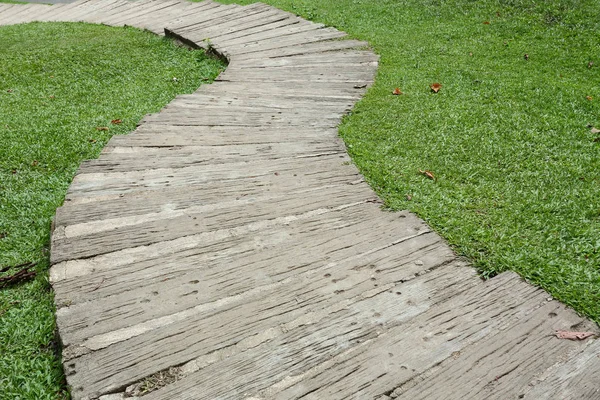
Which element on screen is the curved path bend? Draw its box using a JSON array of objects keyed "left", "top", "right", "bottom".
[{"left": 1, "top": 1, "right": 599, "bottom": 399}]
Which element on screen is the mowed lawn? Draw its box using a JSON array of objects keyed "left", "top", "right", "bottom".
[
  {"left": 209, "top": 0, "right": 600, "bottom": 322},
  {"left": 0, "top": 22, "right": 223, "bottom": 399}
]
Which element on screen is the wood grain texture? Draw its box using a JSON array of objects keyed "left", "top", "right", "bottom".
[{"left": 2, "top": 1, "right": 598, "bottom": 399}]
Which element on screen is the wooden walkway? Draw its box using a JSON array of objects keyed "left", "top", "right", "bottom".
[{"left": 2, "top": 1, "right": 599, "bottom": 399}]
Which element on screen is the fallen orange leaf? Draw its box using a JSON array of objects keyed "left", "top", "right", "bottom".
[
  {"left": 430, "top": 83, "right": 442, "bottom": 93},
  {"left": 392, "top": 87, "right": 403, "bottom": 95},
  {"left": 555, "top": 330, "right": 596, "bottom": 340},
  {"left": 419, "top": 169, "right": 436, "bottom": 181},
  {"left": 483, "top": 21, "right": 490, "bottom": 25},
  {"left": 111, "top": 119, "right": 123, "bottom": 125},
  {"left": 586, "top": 96, "right": 593, "bottom": 101}
]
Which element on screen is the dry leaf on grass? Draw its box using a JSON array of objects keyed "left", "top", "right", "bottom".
[
  {"left": 555, "top": 330, "right": 596, "bottom": 340},
  {"left": 483, "top": 21, "right": 490, "bottom": 25},
  {"left": 590, "top": 127, "right": 600, "bottom": 134},
  {"left": 586, "top": 96, "right": 593, "bottom": 101},
  {"left": 96, "top": 126, "right": 109, "bottom": 131},
  {"left": 111, "top": 119, "right": 123, "bottom": 125},
  {"left": 430, "top": 83, "right": 442, "bottom": 93},
  {"left": 419, "top": 169, "right": 436, "bottom": 181},
  {"left": 392, "top": 87, "right": 403, "bottom": 95}
]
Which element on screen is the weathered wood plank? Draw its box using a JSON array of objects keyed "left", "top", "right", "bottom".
[
  {"left": 55, "top": 207, "right": 439, "bottom": 346},
  {"left": 134, "top": 272, "right": 547, "bottom": 399},
  {"left": 54, "top": 162, "right": 367, "bottom": 229},
  {"left": 51, "top": 184, "right": 375, "bottom": 263},
  {"left": 105, "top": 126, "right": 342, "bottom": 147},
  {"left": 0, "top": 3, "right": 50, "bottom": 24},
  {"left": 210, "top": 18, "right": 321, "bottom": 49},
  {"left": 181, "top": 8, "right": 296, "bottom": 44},
  {"left": 62, "top": 257, "right": 474, "bottom": 399},
  {"left": 522, "top": 338, "right": 600, "bottom": 399},
  {"left": 391, "top": 304, "right": 598, "bottom": 399},
  {"left": 77, "top": 141, "right": 346, "bottom": 173},
  {"left": 231, "top": 39, "right": 371, "bottom": 61}
]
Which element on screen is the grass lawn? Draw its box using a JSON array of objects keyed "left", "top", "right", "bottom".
[
  {"left": 208, "top": 0, "right": 600, "bottom": 322},
  {"left": 0, "top": 22, "right": 223, "bottom": 399}
]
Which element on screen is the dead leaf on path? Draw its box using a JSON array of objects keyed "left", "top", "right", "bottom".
[
  {"left": 419, "top": 169, "right": 437, "bottom": 181},
  {"left": 96, "top": 127, "right": 109, "bottom": 131},
  {"left": 483, "top": 21, "right": 490, "bottom": 25},
  {"left": 111, "top": 119, "right": 122, "bottom": 125},
  {"left": 430, "top": 83, "right": 442, "bottom": 93},
  {"left": 586, "top": 96, "right": 593, "bottom": 101},
  {"left": 354, "top": 83, "right": 368, "bottom": 89},
  {"left": 392, "top": 87, "right": 403, "bottom": 95},
  {"left": 555, "top": 330, "right": 596, "bottom": 340}
]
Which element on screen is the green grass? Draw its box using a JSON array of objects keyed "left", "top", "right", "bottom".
[
  {"left": 0, "top": 22, "right": 223, "bottom": 399},
  {"left": 208, "top": 0, "right": 600, "bottom": 322}
]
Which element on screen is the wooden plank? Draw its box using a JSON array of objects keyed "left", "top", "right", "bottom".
[
  {"left": 35, "top": 0, "right": 99, "bottom": 22},
  {"left": 235, "top": 51, "right": 379, "bottom": 68},
  {"left": 121, "top": 272, "right": 543, "bottom": 400},
  {"left": 188, "top": 8, "right": 296, "bottom": 43},
  {"left": 77, "top": 141, "right": 346, "bottom": 173},
  {"left": 522, "top": 339, "right": 600, "bottom": 399},
  {"left": 51, "top": 182, "right": 375, "bottom": 263},
  {"left": 54, "top": 206, "right": 440, "bottom": 345},
  {"left": 61, "top": 251, "right": 474, "bottom": 398},
  {"left": 231, "top": 39, "right": 371, "bottom": 61},
  {"left": 165, "top": 2, "right": 243, "bottom": 32},
  {"left": 54, "top": 162, "right": 368, "bottom": 228},
  {"left": 214, "top": 19, "right": 324, "bottom": 49},
  {"left": 6, "top": 4, "right": 53, "bottom": 24},
  {"left": 0, "top": 3, "right": 49, "bottom": 24},
  {"left": 100, "top": 0, "right": 183, "bottom": 27},
  {"left": 78, "top": 0, "right": 148, "bottom": 24},
  {"left": 391, "top": 304, "right": 598, "bottom": 399},
  {"left": 61, "top": 0, "right": 130, "bottom": 23},
  {"left": 105, "top": 126, "right": 342, "bottom": 147}
]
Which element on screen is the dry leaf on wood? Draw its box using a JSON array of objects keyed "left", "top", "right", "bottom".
[{"left": 555, "top": 330, "right": 596, "bottom": 340}]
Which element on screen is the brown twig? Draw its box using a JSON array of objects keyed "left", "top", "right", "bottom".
[{"left": 0, "top": 262, "right": 37, "bottom": 289}]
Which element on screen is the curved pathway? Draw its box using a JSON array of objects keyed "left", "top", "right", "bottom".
[{"left": 1, "top": 1, "right": 599, "bottom": 399}]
